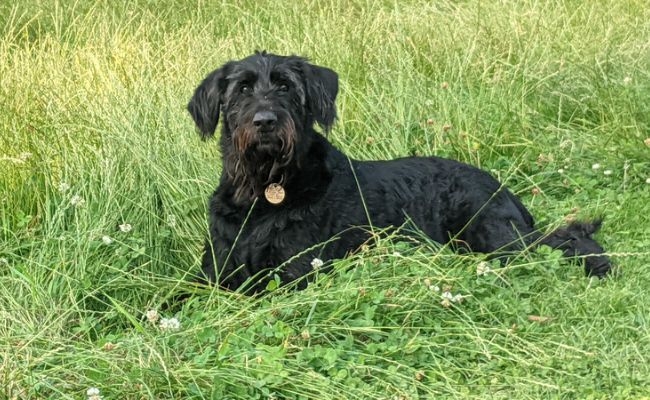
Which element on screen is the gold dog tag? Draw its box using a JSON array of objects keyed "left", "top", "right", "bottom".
[{"left": 264, "top": 183, "right": 285, "bottom": 205}]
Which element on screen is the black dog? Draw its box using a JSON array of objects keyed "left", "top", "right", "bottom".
[{"left": 187, "top": 51, "right": 611, "bottom": 294}]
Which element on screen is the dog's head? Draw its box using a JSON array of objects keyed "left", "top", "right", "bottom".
[{"left": 187, "top": 51, "right": 338, "bottom": 202}]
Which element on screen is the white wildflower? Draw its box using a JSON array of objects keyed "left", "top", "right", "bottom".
[
  {"left": 86, "top": 387, "right": 102, "bottom": 400},
  {"left": 476, "top": 261, "right": 491, "bottom": 276},
  {"left": 166, "top": 214, "right": 177, "bottom": 228},
  {"left": 557, "top": 168, "right": 565, "bottom": 174},
  {"left": 423, "top": 278, "right": 439, "bottom": 292},
  {"left": 310, "top": 258, "right": 324, "bottom": 270},
  {"left": 101, "top": 235, "right": 113, "bottom": 245},
  {"left": 57, "top": 182, "right": 70, "bottom": 193},
  {"left": 159, "top": 317, "right": 180, "bottom": 331},
  {"left": 119, "top": 223, "right": 132, "bottom": 233},
  {"left": 70, "top": 194, "right": 86, "bottom": 208},
  {"left": 646, "top": 177, "right": 650, "bottom": 184},
  {"left": 603, "top": 170, "right": 612, "bottom": 176},
  {"left": 145, "top": 309, "right": 159, "bottom": 324},
  {"left": 591, "top": 163, "right": 601, "bottom": 170},
  {"left": 441, "top": 290, "right": 464, "bottom": 307}
]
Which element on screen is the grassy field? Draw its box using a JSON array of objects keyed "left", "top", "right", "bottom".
[{"left": 1, "top": 0, "right": 650, "bottom": 398}]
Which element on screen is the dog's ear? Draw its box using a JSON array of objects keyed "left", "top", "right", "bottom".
[
  {"left": 187, "top": 62, "right": 233, "bottom": 139},
  {"left": 304, "top": 63, "right": 339, "bottom": 132}
]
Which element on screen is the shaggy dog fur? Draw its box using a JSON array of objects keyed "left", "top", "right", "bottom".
[{"left": 187, "top": 51, "right": 611, "bottom": 294}]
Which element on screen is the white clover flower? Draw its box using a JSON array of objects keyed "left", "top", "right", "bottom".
[
  {"left": 603, "top": 170, "right": 612, "bottom": 176},
  {"left": 557, "top": 168, "right": 565, "bottom": 174},
  {"left": 423, "top": 278, "right": 439, "bottom": 292},
  {"left": 646, "top": 177, "right": 650, "bottom": 184},
  {"left": 166, "top": 214, "right": 177, "bottom": 228},
  {"left": 476, "top": 261, "right": 491, "bottom": 276},
  {"left": 310, "top": 258, "right": 324, "bottom": 270},
  {"left": 146, "top": 309, "right": 159, "bottom": 323},
  {"left": 159, "top": 317, "right": 180, "bottom": 331},
  {"left": 441, "top": 290, "right": 464, "bottom": 307},
  {"left": 591, "top": 163, "right": 601, "bottom": 170},
  {"left": 57, "top": 182, "right": 70, "bottom": 193},
  {"left": 70, "top": 194, "right": 86, "bottom": 208},
  {"left": 101, "top": 235, "right": 113, "bottom": 245},
  {"left": 119, "top": 223, "right": 132, "bottom": 233},
  {"left": 86, "top": 387, "right": 102, "bottom": 400}
]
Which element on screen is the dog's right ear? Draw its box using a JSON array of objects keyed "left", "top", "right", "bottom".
[{"left": 187, "top": 63, "right": 233, "bottom": 139}]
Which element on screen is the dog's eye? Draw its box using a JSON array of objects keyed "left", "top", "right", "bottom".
[
  {"left": 278, "top": 84, "right": 289, "bottom": 92},
  {"left": 240, "top": 85, "right": 252, "bottom": 94}
]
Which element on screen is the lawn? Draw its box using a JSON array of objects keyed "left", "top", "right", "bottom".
[{"left": 1, "top": 0, "right": 649, "bottom": 398}]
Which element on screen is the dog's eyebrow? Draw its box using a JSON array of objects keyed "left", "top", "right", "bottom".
[
  {"left": 270, "top": 68, "right": 301, "bottom": 85},
  {"left": 270, "top": 70, "right": 291, "bottom": 83},
  {"left": 227, "top": 69, "right": 257, "bottom": 83}
]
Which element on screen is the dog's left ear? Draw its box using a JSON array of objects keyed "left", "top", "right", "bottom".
[
  {"left": 187, "top": 62, "right": 233, "bottom": 139},
  {"left": 303, "top": 63, "right": 339, "bottom": 132}
]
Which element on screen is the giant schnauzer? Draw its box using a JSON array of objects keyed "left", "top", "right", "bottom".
[{"left": 187, "top": 51, "right": 611, "bottom": 294}]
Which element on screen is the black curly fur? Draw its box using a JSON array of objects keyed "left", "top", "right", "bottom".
[{"left": 187, "top": 51, "right": 612, "bottom": 294}]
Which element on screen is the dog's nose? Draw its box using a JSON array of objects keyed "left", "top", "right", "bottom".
[{"left": 253, "top": 111, "right": 278, "bottom": 130}]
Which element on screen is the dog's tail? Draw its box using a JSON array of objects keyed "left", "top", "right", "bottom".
[{"left": 538, "top": 219, "right": 612, "bottom": 277}]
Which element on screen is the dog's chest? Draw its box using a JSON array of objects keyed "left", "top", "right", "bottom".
[{"left": 239, "top": 203, "right": 333, "bottom": 262}]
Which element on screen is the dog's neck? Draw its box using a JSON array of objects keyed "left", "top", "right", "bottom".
[{"left": 220, "top": 125, "right": 333, "bottom": 206}]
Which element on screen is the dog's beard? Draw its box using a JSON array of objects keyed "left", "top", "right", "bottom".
[{"left": 226, "top": 117, "right": 297, "bottom": 203}]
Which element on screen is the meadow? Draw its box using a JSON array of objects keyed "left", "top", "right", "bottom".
[{"left": 1, "top": 0, "right": 649, "bottom": 398}]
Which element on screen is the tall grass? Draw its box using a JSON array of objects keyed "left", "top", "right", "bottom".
[{"left": 1, "top": 0, "right": 649, "bottom": 398}]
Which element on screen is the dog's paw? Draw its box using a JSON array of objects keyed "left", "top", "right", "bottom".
[{"left": 584, "top": 254, "right": 613, "bottom": 278}]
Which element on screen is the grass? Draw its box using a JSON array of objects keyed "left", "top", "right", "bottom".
[{"left": 1, "top": 0, "right": 650, "bottom": 398}]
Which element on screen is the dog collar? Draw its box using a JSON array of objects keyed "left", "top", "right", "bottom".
[{"left": 264, "top": 183, "right": 285, "bottom": 205}]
